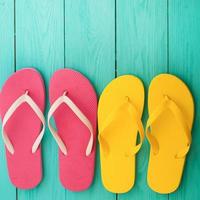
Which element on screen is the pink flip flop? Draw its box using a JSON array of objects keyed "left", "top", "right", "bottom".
[
  {"left": 48, "top": 69, "right": 97, "bottom": 191},
  {"left": 0, "top": 68, "right": 45, "bottom": 189}
]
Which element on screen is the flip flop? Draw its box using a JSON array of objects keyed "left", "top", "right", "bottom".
[
  {"left": 48, "top": 69, "right": 97, "bottom": 191},
  {"left": 98, "top": 75, "right": 145, "bottom": 193},
  {"left": 0, "top": 68, "right": 45, "bottom": 189},
  {"left": 146, "top": 74, "right": 194, "bottom": 194}
]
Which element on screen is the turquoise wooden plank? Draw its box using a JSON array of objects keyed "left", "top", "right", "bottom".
[
  {"left": 168, "top": 0, "right": 200, "bottom": 199},
  {"left": 15, "top": 0, "right": 65, "bottom": 200},
  {"left": 65, "top": 0, "right": 116, "bottom": 199},
  {"left": 117, "top": 0, "right": 168, "bottom": 199},
  {"left": 0, "top": 0, "right": 16, "bottom": 199}
]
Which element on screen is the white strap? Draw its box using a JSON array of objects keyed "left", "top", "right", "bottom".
[
  {"left": 48, "top": 91, "right": 94, "bottom": 156},
  {"left": 2, "top": 91, "right": 45, "bottom": 154}
]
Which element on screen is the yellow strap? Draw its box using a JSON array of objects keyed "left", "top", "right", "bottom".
[
  {"left": 146, "top": 95, "right": 191, "bottom": 158},
  {"left": 98, "top": 97, "right": 144, "bottom": 156}
]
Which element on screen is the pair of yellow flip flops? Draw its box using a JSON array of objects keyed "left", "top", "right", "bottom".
[{"left": 98, "top": 74, "right": 194, "bottom": 194}]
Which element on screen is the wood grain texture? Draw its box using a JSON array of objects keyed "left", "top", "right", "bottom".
[
  {"left": 1, "top": 1, "right": 200, "bottom": 200},
  {"left": 0, "top": 0, "right": 16, "bottom": 199},
  {"left": 15, "top": 0, "right": 65, "bottom": 200},
  {"left": 168, "top": 0, "right": 200, "bottom": 199},
  {"left": 117, "top": 0, "right": 168, "bottom": 199},
  {"left": 64, "top": 0, "right": 116, "bottom": 200}
]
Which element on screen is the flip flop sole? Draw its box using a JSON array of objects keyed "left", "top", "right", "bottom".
[
  {"left": 0, "top": 68, "right": 45, "bottom": 189},
  {"left": 98, "top": 75, "right": 144, "bottom": 193},
  {"left": 147, "top": 74, "right": 194, "bottom": 194},
  {"left": 49, "top": 69, "right": 97, "bottom": 191}
]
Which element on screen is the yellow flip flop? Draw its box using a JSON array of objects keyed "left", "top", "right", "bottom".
[
  {"left": 98, "top": 75, "right": 145, "bottom": 193},
  {"left": 146, "top": 74, "right": 194, "bottom": 194}
]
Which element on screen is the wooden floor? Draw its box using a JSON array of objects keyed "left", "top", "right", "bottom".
[{"left": 0, "top": 0, "right": 200, "bottom": 199}]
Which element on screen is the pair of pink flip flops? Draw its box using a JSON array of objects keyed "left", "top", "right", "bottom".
[{"left": 0, "top": 68, "right": 97, "bottom": 191}]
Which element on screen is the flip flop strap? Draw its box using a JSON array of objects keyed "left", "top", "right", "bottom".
[
  {"left": 2, "top": 91, "right": 45, "bottom": 154},
  {"left": 47, "top": 92, "right": 94, "bottom": 156},
  {"left": 146, "top": 95, "right": 191, "bottom": 158},
  {"left": 99, "top": 97, "right": 144, "bottom": 156}
]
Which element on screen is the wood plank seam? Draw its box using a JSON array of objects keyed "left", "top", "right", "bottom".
[{"left": 14, "top": 0, "right": 17, "bottom": 199}]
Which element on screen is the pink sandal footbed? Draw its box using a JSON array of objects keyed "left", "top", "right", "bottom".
[
  {"left": 0, "top": 68, "right": 45, "bottom": 189},
  {"left": 48, "top": 69, "right": 97, "bottom": 191}
]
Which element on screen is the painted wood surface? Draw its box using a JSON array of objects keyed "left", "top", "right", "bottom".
[
  {"left": 117, "top": 0, "right": 168, "bottom": 199},
  {"left": 0, "top": 0, "right": 16, "bottom": 199},
  {"left": 0, "top": 0, "right": 200, "bottom": 200},
  {"left": 168, "top": 0, "right": 200, "bottom": 199},
  {"left": 15, "top": 1, "right": 65, "bottom": 200},
  {"left": 64, "top": 1, "right": 116, "bottom": 200}
]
